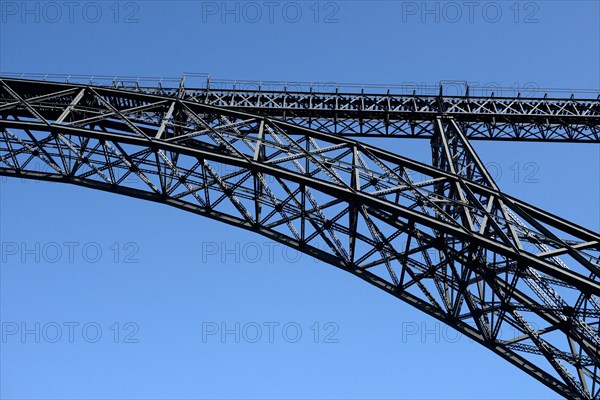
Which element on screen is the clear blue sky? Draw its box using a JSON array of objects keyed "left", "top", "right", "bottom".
[{"left": 0, "top": 1, "right": 599, "bottom": 399}]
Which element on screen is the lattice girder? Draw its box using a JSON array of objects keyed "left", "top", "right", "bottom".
[{"left": 0, "top": 78, "right": 599, "bottom": 399}]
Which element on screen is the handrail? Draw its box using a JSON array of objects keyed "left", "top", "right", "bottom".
[{"left": 1, "top": 71, "right": 598, "bottom": 99}]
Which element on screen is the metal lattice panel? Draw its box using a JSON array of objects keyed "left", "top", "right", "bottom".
[{"left": 0, "top": 77, "right": 598, "bottom": 399}]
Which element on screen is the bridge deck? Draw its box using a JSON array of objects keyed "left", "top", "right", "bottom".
[{"left": 1, "top": 75, "right": 599, "bottom": 142}]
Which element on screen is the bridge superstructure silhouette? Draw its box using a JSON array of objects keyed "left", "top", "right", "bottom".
[{"left": 0, "top": 73, "right": 598, "bottom": 399}]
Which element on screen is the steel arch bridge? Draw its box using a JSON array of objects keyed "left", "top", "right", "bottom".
[{"left": 0, "top": 74, "right": 599, "bottom": 399}]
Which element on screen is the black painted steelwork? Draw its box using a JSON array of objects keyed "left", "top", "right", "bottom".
[{"left": 0, "top": 76, "right": 598, "bottom": 399}]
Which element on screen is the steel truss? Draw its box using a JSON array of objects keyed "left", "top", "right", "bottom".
[{"left": 0, "top": 77, "right": 598, "bottom": 399}]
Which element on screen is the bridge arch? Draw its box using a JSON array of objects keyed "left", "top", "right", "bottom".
[{"left": 1, "top": 78, "right": 598, "bottom": 399}]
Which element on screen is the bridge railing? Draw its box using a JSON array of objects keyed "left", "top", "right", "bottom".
[
  {"left": 1, "top": 72, "right": 599, "bottom": 99},
  {"left": 0, "top": 72, "right": 187, "bottom": 91},
  {"left": 191, "top": 76, "right": 600, "bottom": 99}
]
